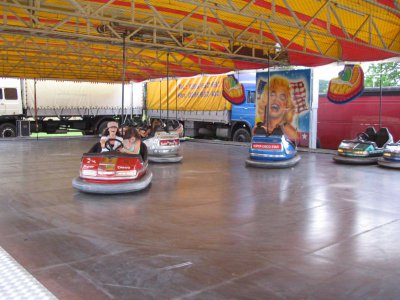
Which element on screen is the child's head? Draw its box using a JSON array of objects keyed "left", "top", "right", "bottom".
[
  {"left": 138, "top": 125, "right": 149, "bottom": 138},
  {"left": 151, "top": 119, "right": 162, "bottom": 132},
  {"left": 152, "top": 119, "right": 161, "bottom": 127},
  {"left": 123, "top": 127, "right": 141, "bottom": 141},
  {"left": 101, "top": 120, "right": 121, "bottom": 137},
  {"left": 107, "top": 121, "right": 118, "bottom": 128},
  {"left": 107, "top": 121, "right": 119, "bottom": 136}
]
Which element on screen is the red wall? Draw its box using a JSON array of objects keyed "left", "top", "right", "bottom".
[{"left": 317, "top": 88, "right": 400, "bottom": 149}]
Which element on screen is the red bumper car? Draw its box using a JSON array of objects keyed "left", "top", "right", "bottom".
[{"left": 72, "top": 139, "right": 152, "bottom": 194}]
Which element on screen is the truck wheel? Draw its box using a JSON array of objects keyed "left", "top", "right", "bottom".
[
  {"left": 82, "top": 130, "right": 93, "bottom": 136},
  {"left": 97, "top": 121, "right": 109, "bottom": 136},
  {"left": 232, "top": 128, "right": 251, "bottom": 142},
  {"left": 0, "top": 123, "right": 17, "bottom": 138}
]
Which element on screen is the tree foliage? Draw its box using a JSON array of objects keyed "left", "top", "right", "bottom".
[
  {"left": 364, "top": 62, "right": 400, "bottom": 87},
  {"left": 319, "top": 80, "right": 329, "bottom": 93}
]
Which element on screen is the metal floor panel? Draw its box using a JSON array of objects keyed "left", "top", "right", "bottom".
[
  {"left": 1, "top": 137, "right": 400, "bottom": 299},
  {"left": 0, "top": 247, "right": 57, "bottom": 300}
]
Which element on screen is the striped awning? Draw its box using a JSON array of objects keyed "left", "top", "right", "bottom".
[{"left": 0, "top": 0, "right": 398, "bottom": 82}]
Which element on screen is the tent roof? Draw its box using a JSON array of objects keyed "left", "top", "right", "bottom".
[{"left": 0, "top": 0, "right": 399, "bottom": 82}]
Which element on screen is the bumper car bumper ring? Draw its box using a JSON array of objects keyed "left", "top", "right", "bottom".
[
  {"left": 245, "top": 155, "right": 301, "bottom": 168},
  {"left": 72, "top": 171, "right": 153, "bottom": 194}
]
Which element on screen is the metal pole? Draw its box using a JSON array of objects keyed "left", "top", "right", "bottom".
[
  {"left": 34, "top": 79, "right": 38, "bottom": 140},
  {"left": 379, "top": 64, "right": 383, "bottom": 128},
  {"left": 159, "top": 79, "right": 162, "bottom": 121},
  {"left": 130, "top": 81, "right": 133, "bottom": 121},
  {"left": 121, "top": 33, "right": 127, "bottom": 136},
  {"left": 166, "top": 52, "right": 169, "bottom": 122},
  {"left": 266, "top": 52, "right": 270, "bottom": 133}
]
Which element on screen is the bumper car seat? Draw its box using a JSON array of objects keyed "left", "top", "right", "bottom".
[{"left": 375, "top": 127, "right": 391, "bottom": 148}]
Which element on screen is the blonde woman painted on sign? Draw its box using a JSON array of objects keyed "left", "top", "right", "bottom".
[{"left": 256, "top": 76, "right": 298, "bottom": 142}]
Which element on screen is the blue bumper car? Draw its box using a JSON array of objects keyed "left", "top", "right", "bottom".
[
  {"left": 378, "top": 140, "right": 400, "bottom": 169},
  {"left": 245, "top": 127, "right": 300, "bottom": 168},
  {"left": 333, "top": 127, "right": 393, "bottom": 164}
]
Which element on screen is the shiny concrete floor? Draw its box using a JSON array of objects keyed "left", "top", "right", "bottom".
[{"left": 1, "top": 137, "right": 400, "bottom": 300}]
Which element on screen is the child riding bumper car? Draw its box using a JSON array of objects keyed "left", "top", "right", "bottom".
[
  {"left": 72, "top": 139, "right": 152, "bottom": 194},
  {"left": 141, "top": 119, "right": 183, "bottom": 163},
  {"left": 333, "top": 127, "right": 393, "bottom": 164},
  {"left": 144, "top": 131, "right": 182, "bottom": 163},
  {"left": 377, "top": 140, "right": 400, "bottom": 169},
  {"left": 245, "top": 126, "right": 301, "bottom": 168}
]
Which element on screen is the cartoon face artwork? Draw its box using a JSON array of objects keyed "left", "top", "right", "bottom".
[
  {"left": 267, "top": 86, "right": 289, "bottom": 120},
  {"left": 257, "top": 76, "right": 293, "bottom": 124}
]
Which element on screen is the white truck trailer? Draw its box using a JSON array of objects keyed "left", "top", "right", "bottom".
[{"left": 0, "top": 78, "right": 143, "bottom": 137}]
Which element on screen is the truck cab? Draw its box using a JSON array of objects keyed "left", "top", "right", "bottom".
[
  {"left": 0, "top": 78, "right": 23, "bottom": 137},
  {"left": 0, "top": 78, "right": 23, "bottom": 116},
  {"left": 231, "top": 87, "right": 256, "bottom": 127},
  {"left": 229, "top": 77, "right": 256, "bottom": 142}
]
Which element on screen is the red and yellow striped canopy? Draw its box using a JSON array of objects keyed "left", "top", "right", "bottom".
[{"left": 0, "top": 0, "right": 398, "bottom": 82}]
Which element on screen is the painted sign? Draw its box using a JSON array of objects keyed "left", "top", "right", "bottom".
[
  {"left": 222, "top": 75, "right": 246, "bottom": 105},
  {"left": 327, "top": 64, "right": 364, "bottom": 104},
  {"left": 256, "top": 69, "right": 311, "bottom": 147}
]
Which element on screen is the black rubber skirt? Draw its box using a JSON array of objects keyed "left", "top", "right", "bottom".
[
  {"left": 245, "top": 155, "right": 301, "bottom": 169},
  {"left": 72, "top": 171, "right": 153, "bottom": 194},
  {"left": 148, "top": 155, "right": 183, "bottom": 163},
  {"left": 333, "top": 155, "right": 378, "bottom": 164},
  {"left": 377, "top": 157, "right": 400, "bottom": 169}
]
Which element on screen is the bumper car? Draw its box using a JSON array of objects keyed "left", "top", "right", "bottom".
[
  {"left": 333, "top": 127, "right": 393, "bottom": 164},
  {"left": 245, "top": 126, "right": 301, "bottom": 168},
  {"left": 72, "top": 139, "right": 152, "bottom": 194},
  {"left": 377, "top": 140, "right": 400, "bottom": 169},
  {"left": 143, "top": 130, "right": 183, "bottom": 163}
]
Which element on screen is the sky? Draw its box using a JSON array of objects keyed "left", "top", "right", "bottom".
[
  {"left": 313, "top": 62, "right": 372, "bottom": 81},
  {"left": 313, "top": 56, "right": 400, "bottom": 81},
  {"left": 236, "top": 62, "right": 372, "bottom": 84},
  {"left": 234, "top": 57, "right": 399, "bottom": 84}
]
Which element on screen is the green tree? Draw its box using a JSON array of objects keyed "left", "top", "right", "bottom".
[
  {"left": 364, "top": 62, "right": 400, "bottom": 87},
  {"left": 319, "top": 80, "right": 329, "bottom": 93}
]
